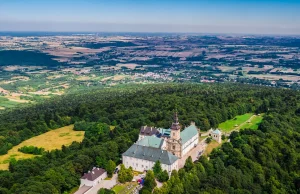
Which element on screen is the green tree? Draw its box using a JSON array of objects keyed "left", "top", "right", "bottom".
[
  {"left": 98, "top": 188, "right": 115, "bottom": 194},
  {"left": 158, "top": 170, "right": 169, "bottom": 182},
  {"left": 105, "top": 160, "right": 116, "bottom": 178},
  {"left": 169, "top": 170, "right": 184, "bottom": 194},
  {"left": 153, "top": 160, "right": 163, "bottom": 178},
  {"left": 144, "top": 170, "right": 157, "bottom": 192},
  {"left": 206, "top": 137, "right": 212, "bottom": 143},
  {"left": 184, "top": 156, "right": 194, "bottom": 172},
  {"left": 118, "top": 164, "right": 133, "bottom": 183}
]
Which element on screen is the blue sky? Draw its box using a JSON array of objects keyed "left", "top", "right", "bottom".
[{"left": 1, "top": 0, "right": 300, "bottom": 34}]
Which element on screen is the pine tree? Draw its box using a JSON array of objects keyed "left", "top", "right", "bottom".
[{"left": 153, "top": 160, "right": 163, "bottom": 178}]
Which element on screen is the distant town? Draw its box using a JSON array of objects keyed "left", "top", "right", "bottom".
[{"left": 0, "top": 32, "right": 300, "bottom": 109}]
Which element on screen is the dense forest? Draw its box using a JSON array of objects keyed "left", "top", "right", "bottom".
[
  {"left": 0, "top": 50, "right": 61, "bottom": 67},
  {"left": 0, "top": 83, "right": 299, "bottom": 193}
]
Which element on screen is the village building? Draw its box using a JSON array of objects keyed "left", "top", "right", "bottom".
[
  {"left": 79, "top": 167, "right": 107, "bottom": 187},
  {"left": 123, "top": 112, "right": 199, "bottom": 174}
]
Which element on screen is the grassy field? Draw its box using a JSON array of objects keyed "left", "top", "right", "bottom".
[
  {"left": 112, "top": 183, "right": 138, "bottom": 194},
  {"left": 204, "top": 140, "right": 221, "bottom": 156},
  {"left": 218, "top": 113, "right": 253, "bottom": 132},
  {"left": 240, "top": 114, "right": 264, "bottom": 130},
  {"left": 0, "top": 125, "right": 84, "bottom": 170}
]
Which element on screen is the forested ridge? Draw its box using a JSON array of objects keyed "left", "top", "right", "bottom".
[{"left": 0, "top": 83, "right": 299, "bottom": 193}]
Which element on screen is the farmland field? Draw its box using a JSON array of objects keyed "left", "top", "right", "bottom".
[
  {"left": 0, "top": 96, "right": 20, "bottom": 109},
  {"left": 0, "top": 125, "right": 84, "bottom": 170},
  {"left": 218, "top": 113, "right": 253, "bottom": 132}
]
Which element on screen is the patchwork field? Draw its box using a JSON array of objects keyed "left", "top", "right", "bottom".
[{"left": 0, "top": 125, "right": 84, "bottom": 170}]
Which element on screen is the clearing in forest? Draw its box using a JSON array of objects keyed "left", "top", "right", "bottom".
[
  {"left": 218, "top": 113, "right": 253, "bottom": 132},
  {"left": 0, "top": 125, "right": 84, "bottom": 170},
  {"left": 239, "top": 114, "right": 264, "bottom": 130}
]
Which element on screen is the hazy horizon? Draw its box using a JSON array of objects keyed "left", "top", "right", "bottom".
[{"left": 1, "top": 0, "right": 300, "bottom": 35}]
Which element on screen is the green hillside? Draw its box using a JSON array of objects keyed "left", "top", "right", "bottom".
[{"left": 0, "top": 83, "right": 298, "bottom": 194}]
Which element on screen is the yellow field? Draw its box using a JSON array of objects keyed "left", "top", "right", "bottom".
[{"left": 0, "top": 125, "right": 84, "bottom": 170}]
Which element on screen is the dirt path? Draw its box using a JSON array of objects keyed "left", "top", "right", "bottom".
[{"left": 236, "top": 115, "right": 256, "bottom": 130}]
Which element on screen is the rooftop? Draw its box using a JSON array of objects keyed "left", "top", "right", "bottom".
[
  {"left": 139, "top": 126, "right": 159, "bottom": 136},
  {"left": 212, "top": 129, "right": 221, "bottom": 135},
  {"left": 74, "top": 185, "right": 92, "bottom": 194},
  {"left": 136, "top": 136, "right": 164, "bottom": 149},
  {"left": 81, "top": 167, "right": 106, "bottom": 181},
  {"left": 123, "top": 144, "right": 178, "bottom": 165},
  {"left": 180, "top": 125, "right": 198, "bottom": 144}
]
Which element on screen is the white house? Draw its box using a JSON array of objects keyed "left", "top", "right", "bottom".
[{"left": 79, "top": 167, "right": 107, "bottom": 187}]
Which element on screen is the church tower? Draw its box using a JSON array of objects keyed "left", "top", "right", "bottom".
[
  {"left": 170, "top": 112, "right": 181, "bottom": 140},
  {"left": 167, "top": 112, "right": 182, "bottom": 158}
]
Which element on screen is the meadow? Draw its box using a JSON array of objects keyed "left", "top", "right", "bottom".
[
  {"left": 0, "top": 125, "right": 84, "bottom": 170},
  {"left": 218, "top": 113, "right": 253, "bottom": 132},
  {"left": 240, "top": 114, "right": 264, "bottom": 130},
  {"left": 218, "top": 113, "right": 264, "bottom": 132}
]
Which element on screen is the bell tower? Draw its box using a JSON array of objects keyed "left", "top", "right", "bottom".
[
  {"left": 167, "top": 111, "right": 182, "bottom": 158},
  {"left": 170, "top": 112, "right": 181, "bottom": 140}
]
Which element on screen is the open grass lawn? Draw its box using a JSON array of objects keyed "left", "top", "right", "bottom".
[
  {"left": 240, "top": 114, "right": 264, "bottom": 130},
  {"left": 204, "top": 140, "right": 220, "bottom": 156},
  {"left": 112, "top": 182, "right": 138, "bottom": 194},
  {"left": 218, "top": 113, "right": 253, "bottom": 132},
  {"left": 0, "top": 125, "right": 84, "bottom": 170}
]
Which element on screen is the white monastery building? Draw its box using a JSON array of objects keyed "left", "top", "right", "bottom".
[{"left": 123, "top": 112, "right": 199, "bottom": 173}]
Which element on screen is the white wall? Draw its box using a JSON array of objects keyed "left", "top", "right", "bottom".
[
  {"left": 80, "top": 172, "right": 107, "bottom": 187},
  {"left": 123, "top": 155, "right": 178, "bottom": 175},
  {"left": 182, "top": 134, "right": 199, "bottom": 156},
  {"left": 212, "top": 134, "right": 221, "bottom": 143}
]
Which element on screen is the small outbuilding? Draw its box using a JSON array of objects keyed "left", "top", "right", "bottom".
[
  {"left": 211, "top": 129, "right": 222, "bottom": 143},
  {"left": 80, "top": 167, "right": 107, "bottom": 187}
]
